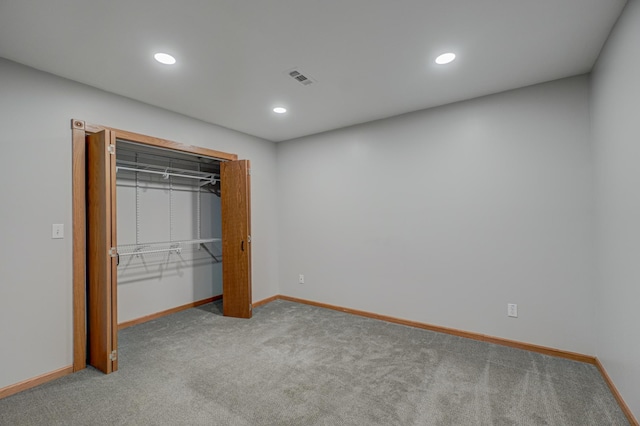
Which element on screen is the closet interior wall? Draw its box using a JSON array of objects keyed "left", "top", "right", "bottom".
[{"left": 115, "top": 140, "right": 223, "bottom": 323}]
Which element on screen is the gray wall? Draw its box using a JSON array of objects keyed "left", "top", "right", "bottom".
[
  {"left": 277, "top": 76, "right": 596, "bottom": 355},
  {"left": 592, "top": 0, "right": 640, "bottom": 417},
  {"left": 0, "top": 58, "right": 279, "bottom": 389}
]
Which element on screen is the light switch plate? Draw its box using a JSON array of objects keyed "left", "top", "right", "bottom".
[{"left": 52, "top": 224, "right": 64, "bottom": 239}]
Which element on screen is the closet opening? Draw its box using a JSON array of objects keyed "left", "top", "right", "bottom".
[
  {"left": 114, "top": 140, "right": 223, "bottom": 326},
  {"left": 72, "top": 120, "right": 252, "bottom": 374}
]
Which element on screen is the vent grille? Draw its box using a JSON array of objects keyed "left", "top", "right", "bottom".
[{"left": 287, "top": 68, "right": 315, "bottom": 86}]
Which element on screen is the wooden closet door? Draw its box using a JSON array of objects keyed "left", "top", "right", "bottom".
[
  {"left": 220, "top": 160, "right": 252, "bottom": 318},
  {"left": 86, "top": 129, "right": 118, "bottom": 373}
]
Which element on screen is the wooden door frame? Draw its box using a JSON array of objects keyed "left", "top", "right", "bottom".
[{"left": 71, "top": 119, "right": 239, "bottom": 372}]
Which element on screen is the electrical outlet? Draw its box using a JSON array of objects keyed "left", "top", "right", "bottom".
[
  {"left": 52, "top": 224, "right": 64, "bottom": 239},
  {"left": 507, "top": 303, "right": 518, "bottom": 318},
  {"left": 298, "top": 274, "right": 305, "bottom": 284}
]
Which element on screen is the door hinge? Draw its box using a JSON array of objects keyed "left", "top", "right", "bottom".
[
  {"left": 109, "top": 350, "right": 117, "bottom": 361},
  {"left": 249, "top": 303, "right": 252, "bottom": 311},
  {"left": 248, "top": 168, "right": 251, "bottom": 176},
  {"left": 248, "top": 235, "right": 252, "bottom": 243},
  {"left": 109, "top": 247, "right": 117, "bottom": 257},
  {"left": 107, "top": 144, "right": 115, "bottom": 155}
]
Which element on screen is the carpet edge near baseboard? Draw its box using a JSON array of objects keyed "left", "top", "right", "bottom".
[
  {"left": 3, "top": 293, "right": 636, "bottom": 425},
  {"left": 0, "top": 365, "right": 73, "bottom": 400},
  {"left": 118, "top": 295, "right": 223, "bottom": 330},
  {"left": 259, "top": 294, "right": 638, "bottom": 425}
]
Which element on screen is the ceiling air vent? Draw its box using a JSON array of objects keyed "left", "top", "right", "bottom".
[{"left": 286, "top": 68, "right": 315, "bottom": 86}]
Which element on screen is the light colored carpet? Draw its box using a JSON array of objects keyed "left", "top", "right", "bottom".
[{"left": 0, "top": 300, "right": 629, "bottom": 425}]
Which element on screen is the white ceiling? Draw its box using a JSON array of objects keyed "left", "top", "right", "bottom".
[{"left": 0, "top": 0, "right": 627, "bottom": 142}]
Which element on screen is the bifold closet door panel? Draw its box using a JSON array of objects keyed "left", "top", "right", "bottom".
[
  {"left": 221, "top": 160, "right": 252, "bottom": 318},
  {"left": 87, "top": 129, "right": 118, "bottom": 373}
]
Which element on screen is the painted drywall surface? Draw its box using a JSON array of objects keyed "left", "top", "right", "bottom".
[
  {"left": 0, "top": 58, "right": 278, "bottom": 389},
  {"left": 591, "top": 0, "right": 640, "bottom": 417},
  {"left": 277, "top": 76, "right": 596, "bottom": 355}
]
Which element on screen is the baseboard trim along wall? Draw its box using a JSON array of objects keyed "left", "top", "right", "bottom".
[
  {"left": 253, "top": 295, "right": 279, "bottom": 308},
  {"left": 118, "top": 295, "right": 223, "bottom": 330},
  {"left": 0, "top": 296, "right": 223, "bottom": 400},
  {"left": 595, "top": 358, "right": 640, "bottom": 426},
  {"left": 275, "top": 295, "right": 595, "bottom": 362},
  {"left": 0, "top": 365, "right": 73, "bottom": 400},
  {"left": 3, "top": 294, "right": 636, "bottom": 425},
  {"left": 259, "top": 294, "right": 638, "bottom": 425}
]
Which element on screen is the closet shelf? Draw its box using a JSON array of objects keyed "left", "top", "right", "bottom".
[
  {"left": 116, "top": 160, "right": 219, "bottom": 186},
  {"left": 117, "top": 238, "right": 221, "bottom": 257}
]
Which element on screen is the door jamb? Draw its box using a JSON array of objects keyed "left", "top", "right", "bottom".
[{"left": 71, "top": 119, "right": 238, "bottom": 372}]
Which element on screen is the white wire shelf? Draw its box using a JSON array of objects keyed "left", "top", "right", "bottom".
[
  {"left": 117, "top": 238, "right": 221, "bottom": 257},
  {"left": 115, "top": 160, "right": 219, "bottom": 186}
]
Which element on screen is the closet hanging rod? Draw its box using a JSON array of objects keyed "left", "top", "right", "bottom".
[
  {"left": 116, "top": 159, "right": 217, "bottom": 178},
  {"left": 116, "top": 165, "right": 218, "bottom": 183}
]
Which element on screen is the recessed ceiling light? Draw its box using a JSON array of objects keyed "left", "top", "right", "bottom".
[
  {"left": 273, "top": 107, "right": 287, "bottom": 114},
  {"left": 154, "top": 53, "right": 176, "bottom": 65},
  {"left": 435, "top": 52, "right": 456, "bottom": 65}
]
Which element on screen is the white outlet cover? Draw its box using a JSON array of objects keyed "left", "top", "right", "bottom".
[
  {"left": 52, "top": 223, "right": 64, "bottom": 239},
  {"left": 507, "top": 303, "right": 518, "bottom": 318}
]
